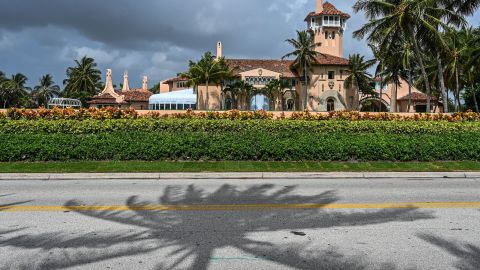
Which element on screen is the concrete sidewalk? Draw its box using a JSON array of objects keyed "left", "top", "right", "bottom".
[{"left": 0, "top": 172, "right": 479, "bottom": 180}]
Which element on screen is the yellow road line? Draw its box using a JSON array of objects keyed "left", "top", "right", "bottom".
[{"left": 1, "top": 202, "right": 480, "bottom": 212}]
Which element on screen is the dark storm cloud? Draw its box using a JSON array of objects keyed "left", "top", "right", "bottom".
[
  {"left": 0, "top": 0, "right": 303, "bottom": 56},
  {"left": 2, "top": 0, "right": 475, "bottom": 88}
]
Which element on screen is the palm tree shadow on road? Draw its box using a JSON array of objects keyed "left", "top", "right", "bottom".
[
  {"left": 418, "top": 233, "right": 480, "bottom": 270},
  {"left": 0, "top": 184, "right": 434, "bottom": 270}
]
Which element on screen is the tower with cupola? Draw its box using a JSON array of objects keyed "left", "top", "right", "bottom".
[{"left": 305, "top": 0, "right": 350, "bottom": 57}]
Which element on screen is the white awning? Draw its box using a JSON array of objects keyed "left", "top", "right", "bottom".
[{"left": 149, "top": 89, "right": 196, "bottom": 104}]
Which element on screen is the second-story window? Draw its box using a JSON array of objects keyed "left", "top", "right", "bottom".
[{"left": 328, "top": 71, "right": 335, "bottom": 80}]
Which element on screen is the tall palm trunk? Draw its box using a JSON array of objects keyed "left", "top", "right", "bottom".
[
  {"left": 391, "top": 83, "right": 397, "bottom": 112},
  {"left": 411, "top": 32, "right": 432, "bottom": 112},
  {"left": 436, "top": 53, "right": 449, "bottom": 113},
  {"left": 455, "top": 66, "right": 461, "bottom": 112},
  {"left": 379, "top": 84, "right": 383, "bottom": 112},
  {"left": 304, "top": 61, "right": 308, "bottom": 111},
  {"left": 472, "top": 83, "right": 479, "bottom": 113},
  {"left": 408, "top": 68, "right": 413, "bottom": 112},
  {"left": 205, "top": 80, "right": 209, "bottom": 111}
]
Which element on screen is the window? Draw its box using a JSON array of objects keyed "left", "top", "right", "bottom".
[
  {"left": 245, "top": 76, "right": 275, "bottom": 86},
  {"left": 415, "top": 105, "right": 427, "bottom": 113},
  {"left": 332, "top": 32, "right": 336, "bottom": 39},
  {"left": 325, "top": 31, "right": 329, "bottom": 40},
  {"left": 327, "top": 98, "right": 335, "bottom": 112},
  {"left": 340, "top": 71, "right": 343, "bottom": 79},
  {"left": 328, "top": 71, "right": 335, "bottom": 80},
  {"left": 287, "top": 99, "right": 295, "bottom": 111},
  {"left": 225, "top": 98, "right": 233, "bottom": 110},
  {"left": 176, "top": 81, "right": 187, "bottom": 88}
]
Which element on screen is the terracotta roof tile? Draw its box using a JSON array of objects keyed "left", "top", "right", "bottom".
[
  {"left": 123, "top": 89, "right": 152, "bottom": 102},
  {"left": 227, "top": 54, "right": 348, "bottom": 78},
  {"left": 227, "top": 59, "right": 298, "bottom": 78},
  {"left": 398, "top": 92, "right": 438, "bottom": 101},
  {"left": 163, "top": 77, "right": 188, "bottom": 84},
  {"left": 88, "top": 92, "right": 124, "bottom": 104},
  {"left": 305, "top": 2, "right": 350, "bottom": 21},
  {"left": 315, "top": 53, "right": 349, "bottom": 65}
]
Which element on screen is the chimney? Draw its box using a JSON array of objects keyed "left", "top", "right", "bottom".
[
  {"left": 122, "top": 70, "right": 130, "bottom": 92},
  {"left": 103, "top": 69, "right": 115, "bottom": 93},
  {"left": 142, "top": 76, "right": 148, "bottom": 91},
  {"left": 316, "top": 0, "right": 324, "bottom": 13},
  {"left": 216, "top": 41, "right": 223, "bottom": 59}
]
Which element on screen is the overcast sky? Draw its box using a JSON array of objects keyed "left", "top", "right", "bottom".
[{"left": 0, "top": 0, "right": 478, "bottom": 88}]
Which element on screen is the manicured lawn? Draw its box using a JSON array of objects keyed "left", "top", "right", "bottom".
[{"left": 0, "top": 161, "right": 479, "bottom": 173}]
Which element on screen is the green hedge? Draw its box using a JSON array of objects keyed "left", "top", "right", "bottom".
[{"left": 0, "top": 120, "right": 479, "bottom": 161}]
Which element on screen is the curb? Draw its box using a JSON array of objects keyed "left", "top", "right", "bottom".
[{"left": 0, "top": 172, "right": 478, "bottom": 181}]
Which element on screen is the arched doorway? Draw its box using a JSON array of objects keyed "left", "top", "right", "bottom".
[
  {"left": 327, "top": 98, "right": 335, "bottom": 112},
  {"left": 225, "top": 98, "right": 233, "bottom": 110},
  {"left": 251, "top": 94, "right": 270, "bottom": 111},
  {"left": 286, "top": 99, "right": 295, "bottom": 111}
]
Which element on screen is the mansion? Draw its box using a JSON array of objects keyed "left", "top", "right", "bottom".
[{"left": 94, "top": 0, "right": 440, "bottom": 113}]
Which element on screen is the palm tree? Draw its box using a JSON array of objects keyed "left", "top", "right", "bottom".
[
  {"left": 0, "top": 73, "right": 31, "bottom": 108},
  {"left": 376, "top": 46, "right": 404, "bottom": 112},
  {"left": 63, "top": 56, "right": 102, "bottom": 106},
  {"left": 0, "top": 71, "right": 5, "bottom": 83},
  {"left": 344, "top": 54, "right": 376, "bottom": 111},
  {"left": 188, "top": 52, "right": 225, "bottom": 110},
  {"left": 32, "top": 74, "right": 61, "bottom": 107},
  {"left": 263, "top": 79, "right": 291, "bottom": 111},
  {"left": 236, "top": 81, "right": 256, "bottom": 110},
  {"left": 223, "top": 81, "right": 241, "bottom": 110},
  {"left": 180, "top": 61, "right": 202, "bottom": 109},
  {"left": 444, "top": 28, "right": 469, "bottom": 111},
  {"left": 282, "top": 30, "right": 320, "bottom": 111},
  {"left": 216, "top": 57, "right": 238, "bottom": 110},
  {"left": 464, "top": 27, "right": 480, "bottom": 112},
  {"left": 353, "top": 0, "right": 465, "bottom": 113}
]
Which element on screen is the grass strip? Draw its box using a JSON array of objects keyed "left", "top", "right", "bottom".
[{"left": 0, "top": 161, "right": 478, "bottom": 173}]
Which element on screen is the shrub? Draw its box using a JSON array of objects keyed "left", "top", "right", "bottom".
[
  {"left": 1, "top": 119, "right": 480, "bottom": 135},
  {"left": 3, "top": 107, "right": 480, "bottom": 121},
  {"left": 0, "top": 131, "right": 478, "bottom": 162},
  {"left": 6, "top": 107, "right": 138, "bottom": 120}
]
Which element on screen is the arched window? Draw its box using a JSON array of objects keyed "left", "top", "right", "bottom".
[
  {"left": 327, "top": 98, "right": 335, "bottom": 112},
  {"left": 251, "top": 94, "right": 270, "bottom": 111}
]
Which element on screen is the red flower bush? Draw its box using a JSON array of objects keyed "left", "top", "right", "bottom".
[{"left": 3, "top": 107, "right": 480, "bottom": 122}]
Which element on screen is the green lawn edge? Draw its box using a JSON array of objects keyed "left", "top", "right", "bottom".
[{"left": 0, "top": 161, "right": 479, "bottom": 173}]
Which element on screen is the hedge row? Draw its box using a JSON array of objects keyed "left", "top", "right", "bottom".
[
  {"left": 1, "top": 131, "right": 479, "bottom": 161},
  {"left": 3, "top": 107, "right": 480, "bottom": 122},
  {"left": 1, "top": 119, "right": 480, "bottom": 135}
]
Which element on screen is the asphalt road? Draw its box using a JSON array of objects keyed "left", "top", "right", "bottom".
[{"left": 0, "top": 175, "right": 479, "bottom": 270}]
